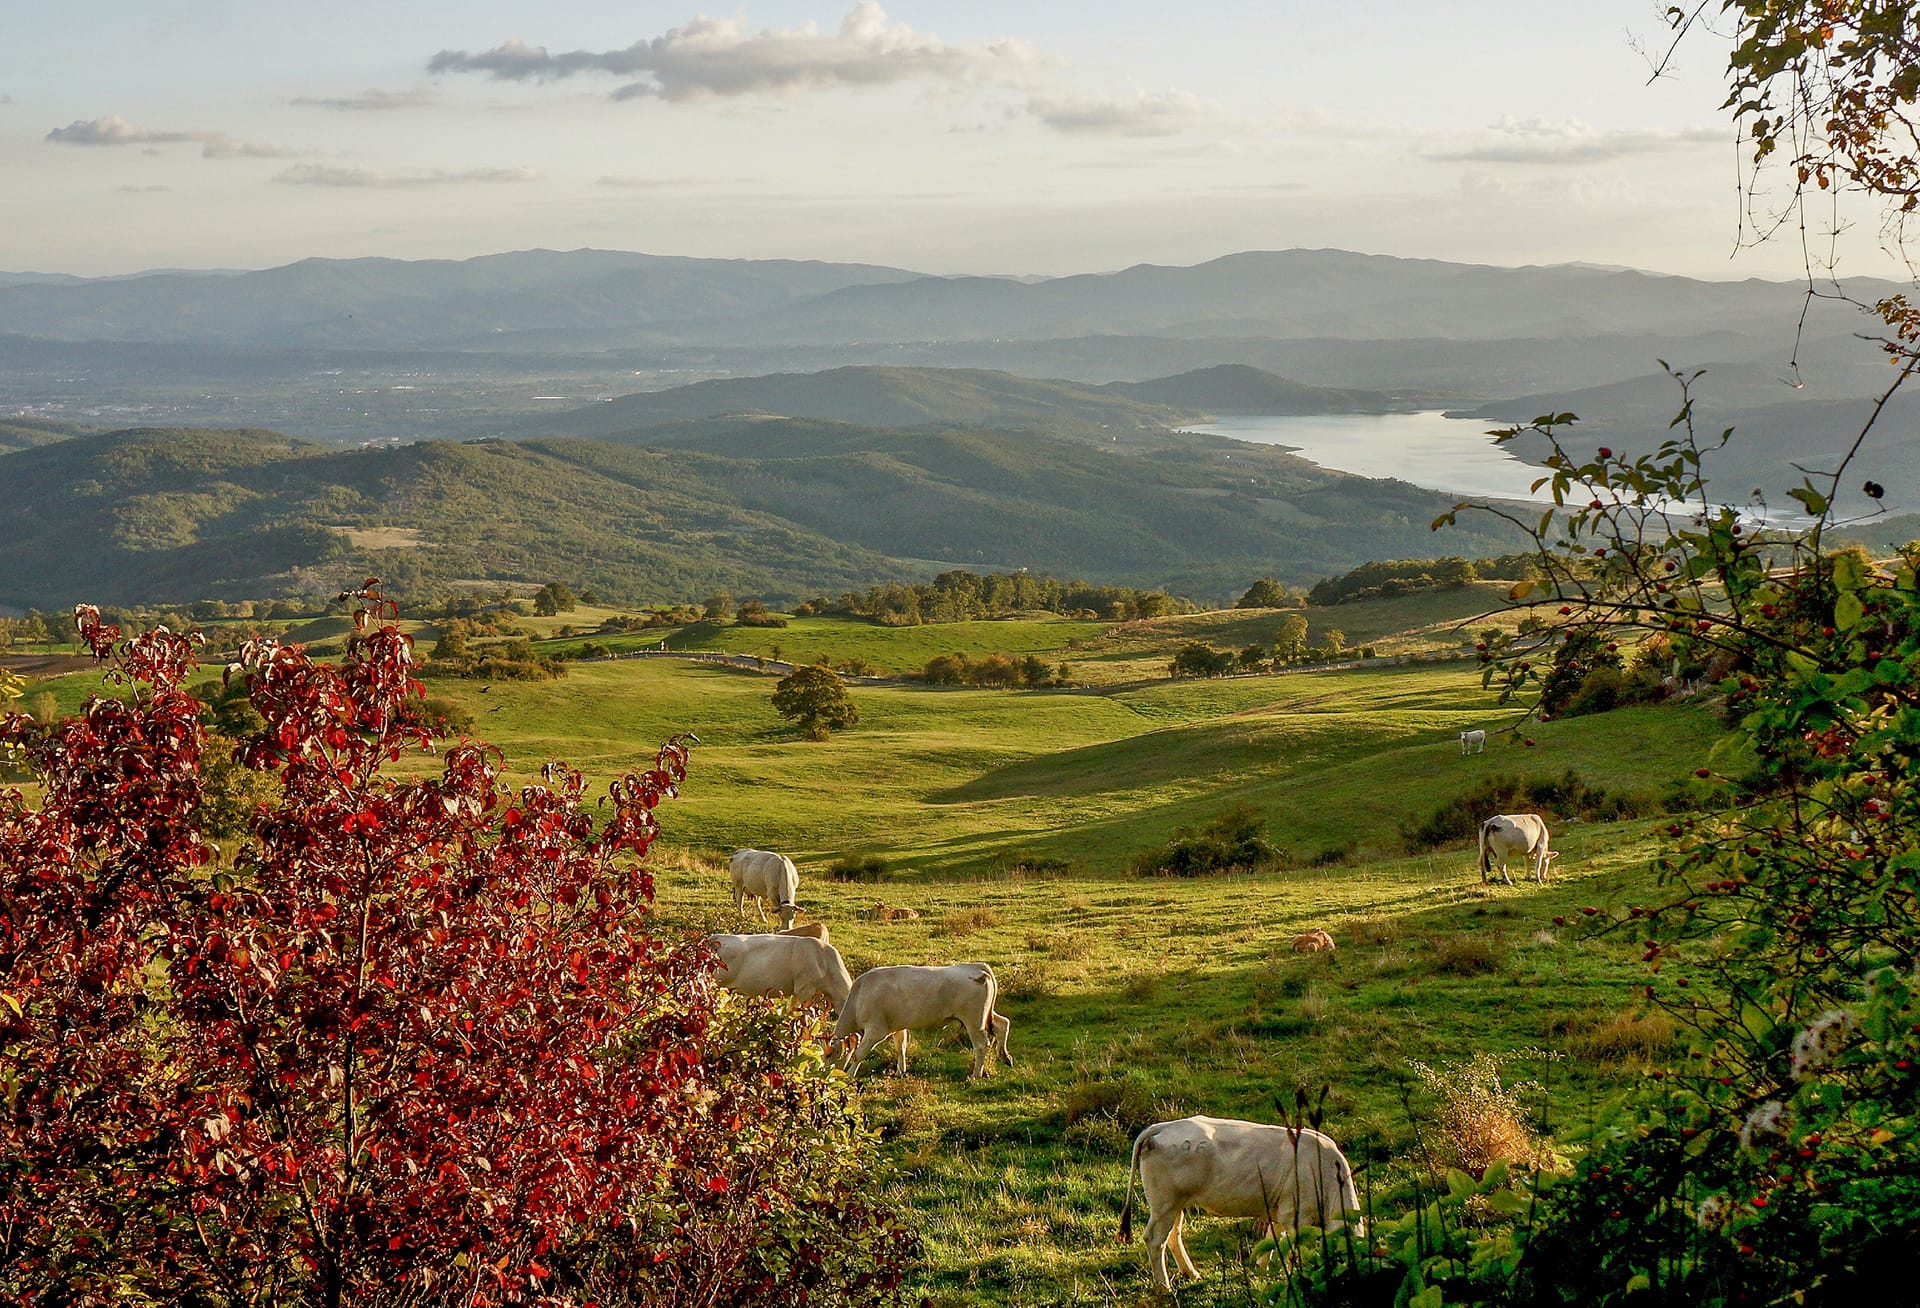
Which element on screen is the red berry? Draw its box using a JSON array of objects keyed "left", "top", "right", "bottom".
[
  {"left": 1597, "top": 446, "right": 1613, "bottom": 458},
  {"left": 1696, "top": 769, "right": 1712, "bottom": 778}
]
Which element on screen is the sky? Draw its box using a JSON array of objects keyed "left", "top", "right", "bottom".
[{"left": 0, "top": 2, "right": 1884, "bottom": 280}]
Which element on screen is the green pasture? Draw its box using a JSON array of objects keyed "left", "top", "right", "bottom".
[{"left": 13, "top": 602, "right": 1718, "bottom": 1304}]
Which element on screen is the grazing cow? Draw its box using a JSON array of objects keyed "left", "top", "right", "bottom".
[
  {"left": 834, "top": 963, "right": 1012, "bottom": 1080},
  {"left": 1119, "top": 1116, "right": 1363, "bottom": 1291},
  {"left": 778, "top": 922, "right": 830, "bottom": 943},
  {"left": 1459, "top": 729, "right": 1487, "bottom": 755},
  {"left": 1478, "top": 813, "right": 1552, "bottom": 885},
  {"left": 1291, "top": 929, "right": 1336, "bottom": 954},
  {"left": 729, "top": 848, "right": 801, "bottom": 931},
  {"left": 707, "top": 933, "right": 852, "bottom": 1011}
]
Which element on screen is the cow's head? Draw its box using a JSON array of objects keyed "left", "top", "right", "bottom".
[{"left": 777, "top": 901, "right": 798, "bottom": 932}]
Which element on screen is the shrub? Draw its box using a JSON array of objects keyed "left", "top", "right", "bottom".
[
  {"left": 0, "top": 590, "right": 912, "bottom": 1306},
  {"left": 1131, "top": 803, "right": 1276, "bottom": 876},
  {"left": 827, "top": 852, "right": 893, "bottom": 882},
  {"left": 1410, "top": 1053, "right": 1554, "bottom": 1180},
  {"left": 1402, "top": 769, "right": 1648, "bottom": 850}
]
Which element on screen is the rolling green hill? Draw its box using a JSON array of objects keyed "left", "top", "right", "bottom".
[
  {"left": 0, "top": 421, "right": 1525, "bottom": 610},
  {"left": 515, "top": 366, "right": 1190, "bottom": 442},
  {"left": 0, "top": 416, "right": 90, "bottom": 453},
  {"left": 1101, "top": 363, "right": 1393, "bottom": 414}
]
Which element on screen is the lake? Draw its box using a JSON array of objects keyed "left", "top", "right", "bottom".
[{"left": 1183, "top": 411, "right": 1550, "bottom": 504}]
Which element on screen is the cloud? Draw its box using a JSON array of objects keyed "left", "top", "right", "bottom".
[
  {"left": 1025, "top": 89, "right": 1233, "bottom": 137},
  {"left": 595, "top": 174, "right": 760, "bottom": 188},
  {"left": 113, "top": 184, "right": 172, "bottom": 194},
  {"left": 46, "top": 114, "right": 301, "bottom": 159},
  {"left": 428, "top": 1, "right": 1039, "bottom": 101},
  {"left": 1430, "top": 116, "right": 1723, "bottom": 165},
  {"left": 271, "top": 163, "right": 540, "bottom": 188},
  {"left": 289, "top": 88, "right": 435, "bottom": 112}
]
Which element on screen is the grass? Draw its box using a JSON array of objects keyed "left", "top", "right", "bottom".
[{"left": 11, "top": 602, "right": 1723, "bottom": 1304}]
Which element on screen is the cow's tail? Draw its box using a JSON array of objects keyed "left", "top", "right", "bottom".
[
  {"left": 1477, "top": 819, "right": 1494, "bottom": 883},
  {"left": 1119, "top": 1127, "right": 1152, "bottom": 1244}
]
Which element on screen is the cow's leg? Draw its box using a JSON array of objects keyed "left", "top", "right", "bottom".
[
  {"left": 755, "top": 895, "right": 769, "bottom": 923},
  {"left": 991, "top": 1013, "right": 1013, "bottom": 1067},
  {"left": 893, "top": 1028, "right": 910, "bottom": 1075},
  {"left": 1142, "top": 1208, "right": 1180, "bottom": 1291},
  {"left": 1170, "top": 1210, "right": 1200, "bottom": 1280},
  {"left": 961, "top": 1020, "right": 994, "bottom": 1079}
]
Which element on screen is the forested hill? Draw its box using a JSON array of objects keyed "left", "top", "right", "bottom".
[
  {"left": 1100, "top": 364, "right": 1392, "bottom": 414},
  {"left": 511, "top": 366, "right": 1190, "bottom": 443},
  {"left": 0, "top": 422, "right": 1523, "bottom": 610},
  {"left": 0, "top": 417, "right": 90, "bottom": 454}
]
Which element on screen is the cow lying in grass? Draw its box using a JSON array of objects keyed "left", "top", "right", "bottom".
[
  {"left": 834, "top": 963, "right": 1012, "bottom": 1080},
  {"left": 1119, "top": 1115, "right": 1363, "bottom": 1290}
]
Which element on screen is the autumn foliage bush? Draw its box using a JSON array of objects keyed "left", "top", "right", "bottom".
[{"left": 0, "top": 585, "right": 913, "bottom": 1307}]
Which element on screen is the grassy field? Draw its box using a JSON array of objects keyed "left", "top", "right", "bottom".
[{"left": 13, "top": 601, "right": 1714, "bottom": 1304}]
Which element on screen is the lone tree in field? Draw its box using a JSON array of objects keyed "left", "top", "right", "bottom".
[{"left": 771, "top": 661, "right": 859, "bottom": 740}]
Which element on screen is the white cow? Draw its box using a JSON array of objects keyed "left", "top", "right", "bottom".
[
  {"left": 1459, "top": 729, "right": 1487, "bottom": 755},
  {"left": 729, "top": 848, "right": 801, "bottom": 931},
  {"left": 707, "top": 932, "right": 852, "bottom": 1011},
  {"left": 1478, "top": 813, "right": 1552, "bottom": 885},
  {"left": 834, "top": 963, "right": 1013, "bottom": 1080},
  {"left": 1120, "top": 1116, "right": 1363, "bottom": 1291}
]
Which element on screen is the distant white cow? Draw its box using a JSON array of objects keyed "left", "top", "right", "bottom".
[
  {"left": 1459, "top": 729, "right": 1487, "bottom": 755},
  {"left": 729, "top": 848, "right": 801, "bottom": 931},
  {"left": 1478, "top": 813, "right": 1552, "bottom": 885},
  {"left": 834, "top": 963, "right": 1013, "bottom": 1080},
  {"left": 1119, "top": 1116, "right": 1363, "bottom": 1291},
  {"left": 707, "top": 932, "right": 852, "bottom": 1011}
]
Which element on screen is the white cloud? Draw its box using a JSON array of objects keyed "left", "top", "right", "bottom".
[
  {"left": 271, "top": 163, "right": 540, "bottom": 188},
  {"left": 1430, "top": 115, "right": 1723, "bottom": 165},
  {"left": 1025, "top": 88, "right": 1233, "bottom": 137},
  {"left": 428, "top": 1, "right": 1040, "bottom": 102},
  {"left": 113, "top": 184, "right": 172, "bottom": 194},
  {"left": 289, "top": 89, "right": 436, "bottom": 112},
  {"left": 46, "top": 114, "right": 301, "bottom": 159}
]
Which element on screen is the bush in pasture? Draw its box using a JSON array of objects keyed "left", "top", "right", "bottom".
[
  {"left": 0, "top": 588, "right": 913, "bottom": 1307},
  {"left": 735, "top": 598, "right": 788, "bottom": 627},
  {"left": 1401, "top": 769, "right": 1648, "bottom": 850},
  {"left": 1129, "top": 802, "right": 1276, "bottom": 877},
  {"left": 827, "top": 852, "right": 893, "bottom": 882},
  {"left": 1168, "top": 641, "right": 1237, "bottom": 678}
]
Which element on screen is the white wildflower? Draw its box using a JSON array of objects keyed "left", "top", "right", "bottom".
[
  {"left": 1696, "top": 1193, "right": 1732, "bottom": 1231},
  {"left": 1739, "top": 1099, "right": 1790, "bottom": 1150},
  {"left": 1790, "top": 1009, "right": 1858, "bottom": 1082}
]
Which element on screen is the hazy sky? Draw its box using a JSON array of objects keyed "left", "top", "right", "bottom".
[{"left": 0, "top": 2, "right": 1876, "bottom": 279}]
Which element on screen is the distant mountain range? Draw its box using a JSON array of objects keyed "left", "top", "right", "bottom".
[
  {"left": 0, "top": 249, "right": 920, "bottom": 350},
  {"left": 1, "top": 246, "right": 1892, "bottom": 355}
]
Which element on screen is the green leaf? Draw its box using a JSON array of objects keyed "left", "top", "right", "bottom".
[
  {"left": 1835, "top": 591, "right": 1866, "bottom": 633},
  {"left": 1833, "top": 550, "right": 1869, "bottom": 593},
  {"left": 1411, "top": 1286, "right": 1445, "bottom": 1308},
  {"left": 1446, "top": 1168, "right": 1476, "bottom": 1199},
  {"left": 1626, "top": 1273, "right": 1651, "bottom": 1294},
  {"left": 1481, "top": 1158, "right": 1509, "bottom": 1191},
  {"left": 1788, "top": 486, "right": 1829, "bottom": 516},
  {"left": 1484, "top": 1188, "right": 1528, "bottom": 1216}
]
